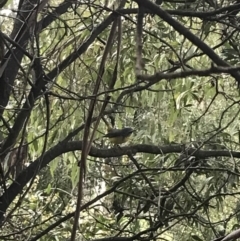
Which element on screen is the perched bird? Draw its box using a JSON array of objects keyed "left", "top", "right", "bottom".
[{"left": 103, "top": 127, "right": 134, "bottom": 145}]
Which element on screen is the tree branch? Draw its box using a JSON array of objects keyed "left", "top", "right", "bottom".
[
  {"left": 133, "top": 0, "right": 240, "bottom": 86},
  {"left": 0, "top": 140, "right": 239, "bottom": 220}
]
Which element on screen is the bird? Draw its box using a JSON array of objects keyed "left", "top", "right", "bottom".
[{"left": 103, "top": 127, "right": 134, "bottom": 145}]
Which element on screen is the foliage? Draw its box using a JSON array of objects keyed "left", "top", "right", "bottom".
[{"left": 0, "top": 0, "right": 240, "bottom": 240}]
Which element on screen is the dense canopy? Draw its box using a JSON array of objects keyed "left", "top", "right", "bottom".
[{"left": 0, "top": 0, "right": 240, "bottom": 240}]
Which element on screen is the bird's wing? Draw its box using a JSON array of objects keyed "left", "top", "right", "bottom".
[
  {"left": 104, "top": 128, "right": 134, "bottom": 138},
  {"left": 103, "top": 129, "right": 124, "bottom": 138}
]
